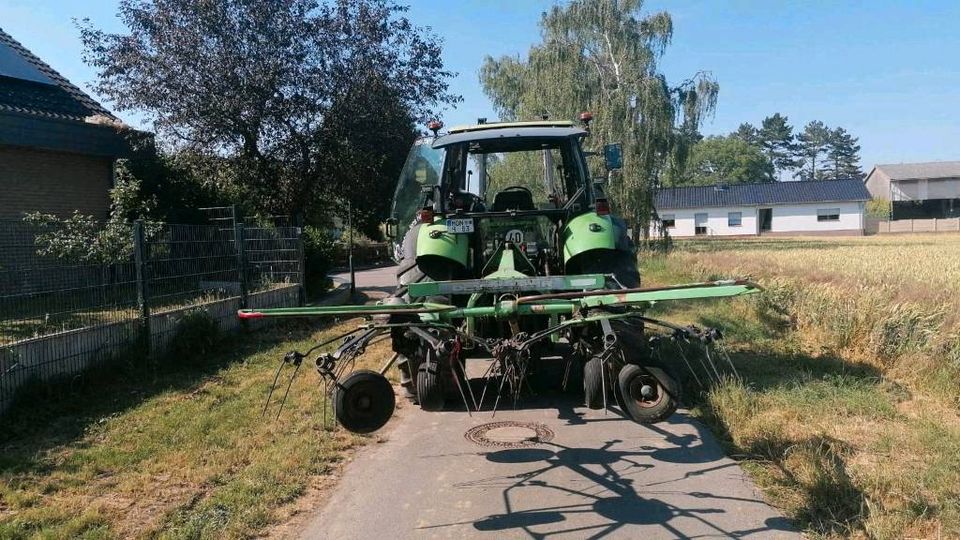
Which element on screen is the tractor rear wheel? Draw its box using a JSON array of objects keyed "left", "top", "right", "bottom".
[
  {"left": 332, "top": 370, "right": 395, "bottom": 433},
  {"left": 617, "top": 364, "right": 679, "bottom": 424}
]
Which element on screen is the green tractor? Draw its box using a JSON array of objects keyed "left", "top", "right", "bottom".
[{"left": 242, "top": 117, "right": 757, "bottom": 433}]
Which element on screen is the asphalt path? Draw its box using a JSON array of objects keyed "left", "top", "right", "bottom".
[{"left": 304, "top": 266, "right": 799, "bottom": 539}]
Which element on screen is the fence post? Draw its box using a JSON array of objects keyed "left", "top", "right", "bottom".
[
  {"left": 133, "top": 220, "right": 151, "bottom": 354},
  {"left": 296, "top": 226, "right": 306, "bottom": 306},
  {"left": 235, "top": 222, "right": 249, "bottom": 310}
]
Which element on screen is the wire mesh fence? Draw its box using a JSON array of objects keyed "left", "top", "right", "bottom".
[{"left": 0, "top": 218, "right": 304, "bottom": 413}]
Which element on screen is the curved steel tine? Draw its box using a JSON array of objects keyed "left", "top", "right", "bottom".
[
  {"left": 716, "top": 341, "right": 741, "bottom": 381},
  {"left": 262, "top": 359, "right": 287, "bottom": 418},
  {"left": 702, "top": 344, "right": 724, "bottom": 384},
  {"left": 275, "top": 360, "right": 302, "bottom": 420},
  {"left": 670, "top": 342, "right": 703, "bottom": 388},
  {"left": 449, "top": 354, "right": 473, "bottom": 416}
]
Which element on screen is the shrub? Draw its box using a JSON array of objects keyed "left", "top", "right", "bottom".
[
  {"left": 865, "top": 198, "right": 892, "bottom": 220},
  {"left": 170, "top": 309, "right": 220, "bottom": 360},
  {"left": 303, "top": 226, "right": 338, "bottom": 295}
]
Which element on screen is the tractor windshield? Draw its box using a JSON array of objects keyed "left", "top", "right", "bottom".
[
  {"left": 391, "top": 138, "right": 445, "bottom": 241},
  {"left": 445, "top": 137, "right": 587, "bottom": 211}
]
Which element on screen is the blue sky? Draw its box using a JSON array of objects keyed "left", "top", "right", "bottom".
[{"left": 2, "top": 0, "right": 958, "bottom": 169}]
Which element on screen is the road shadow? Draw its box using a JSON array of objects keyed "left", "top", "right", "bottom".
[{"left": 419, "top": 418, "right": 799, "bottom": 538}]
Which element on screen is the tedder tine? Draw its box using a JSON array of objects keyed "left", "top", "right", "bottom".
[
  {"left": 716, "top": 341, "right": 741, "bottom": 381},
  {"left": 262, "top": 358, "right": 287, "bottom": 418},
  {"left": 275, "top": 359, "right": 302, "bottom": 420},
  {"left": 669, "top": 343, "right": 703, "bottom": 388}
]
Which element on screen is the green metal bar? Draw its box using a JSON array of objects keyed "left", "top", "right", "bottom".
[
  {"left": 237, "top": 302, "right": 454, "bottom": 319},
  {"left": 579, "top": 282, "right": 758, "bottom": 309},
  {"left": 408, "top": 273, "right": 606, "bottom": 298},
  {"left": 237, "top": 281, "right": 759, "bottom": 320}
]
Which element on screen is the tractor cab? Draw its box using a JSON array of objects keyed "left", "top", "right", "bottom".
[{"left": 388, "top": 120, "right": 632, "bottom": 286}]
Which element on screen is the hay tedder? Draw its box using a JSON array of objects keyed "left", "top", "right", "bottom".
[{"left": 239, "top": 117, "right": 758, "bottom": 433}]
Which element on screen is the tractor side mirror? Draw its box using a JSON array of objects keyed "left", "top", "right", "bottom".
[
  {"left": 383, "top": 217, "right": 399, "bottom": 239},
  {"left": 603, "top": 143, "right": 623, "bottom": 170}
]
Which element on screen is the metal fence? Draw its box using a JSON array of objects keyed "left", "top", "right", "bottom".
[{"left": 0, "top": 219, "right": 303, "bottom": 412}]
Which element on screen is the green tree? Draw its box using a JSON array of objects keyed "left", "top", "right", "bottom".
[
  {"left": 665, "top": 135, "right": 774, "bottom": 186},
  {"left": 795, "top": 120, "right": 832, "bottom": 181},
  {"left": 479, "top": 0, "right": 718, "bottom": 242},
  {"left": 826, "top": 127, "right": 863, "bottom": 180},
  {"left": 758, "top": 113, "right": 797, "bottom": 177},
  {"left": 24, "top": 161, "right": 161, "bottom": 263},
  {"left": 79, "top": 0, "right": 458, "bottom": 220}
]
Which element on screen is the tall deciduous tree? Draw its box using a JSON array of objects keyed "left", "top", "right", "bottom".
[
  {"left": 479, "top": 0, "right": 717, "bottom": 242},
  {"left": 795, "top": 120, "right": 832, "bottom": 180},
  {"left": 665, "top": 135, "right": 774, "bottom": 186},
  {"left": 758, "top": 113, "right": 797, "bottom": 178},
  {"left": 826, "top": 127, "right": 863, "bottom": 180},
  {"left": 79, "top": 0, "right": 458, "bottom": 220}
]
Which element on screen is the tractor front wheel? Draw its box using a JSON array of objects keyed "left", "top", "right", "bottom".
[
  {"left": 332, "top": 370, "right": 395, "bottom": 433},
  {"left": 617, "top": 364, "right": 679, "bottom": 424}
]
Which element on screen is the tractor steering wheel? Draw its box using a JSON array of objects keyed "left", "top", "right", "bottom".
[{"left": 500, "top": 185, "right": 533, "bottom": 195}]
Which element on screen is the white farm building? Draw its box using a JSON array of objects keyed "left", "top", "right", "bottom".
[{"left": 654, "top": 179, "right": 871, "bottom": 237}]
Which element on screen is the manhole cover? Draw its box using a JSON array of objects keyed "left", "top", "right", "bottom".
[{"left": 464, "top": 421, "right": 555, "bottom": 448}]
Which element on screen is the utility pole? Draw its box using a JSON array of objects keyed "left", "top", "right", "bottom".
[{"left": 348, "top": 200, "right": 356, "bottom": 296}]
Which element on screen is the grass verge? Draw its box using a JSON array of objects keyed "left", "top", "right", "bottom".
[
  {"left": 643, "top": 237, "right": 960, "bottom": 539},
  {"left": 0, "top": 316, "right": 392, "bottom": 539}
]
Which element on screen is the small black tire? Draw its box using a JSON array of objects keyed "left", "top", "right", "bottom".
[
  {"left": 332, "top": 370, "right": 395, "bottom": 434},
  {"left": 617, "top": 364, "right": 679, "bottom": 424},
  {"left": 417, "top": 362, "right": 445, "bottom": 411},
  {"left": 583, "top": 357, "right": 605, "bottom": 409}
]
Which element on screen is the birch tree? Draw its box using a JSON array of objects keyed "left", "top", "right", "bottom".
[{"left": 480, "top": 0, "right": 718, "bottom": 242}]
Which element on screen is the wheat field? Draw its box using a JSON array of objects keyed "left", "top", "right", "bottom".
[{"left": 644, "top": 233, "right": 960, "bottom": 539}]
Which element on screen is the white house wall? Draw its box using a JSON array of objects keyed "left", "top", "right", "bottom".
[
  {"left": 661, "top": 202, "right": 864, "bottom": 237},
  {"left": 660, "top": 206, "right": 756, "bottom": 237},
  {"left": 767, "top": 202, "right": 863, "bottom": 233}
]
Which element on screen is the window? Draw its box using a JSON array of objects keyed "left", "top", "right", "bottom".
[
  {"left": 694, "top": 213, "right": 708, "bottom": 235},
  {"left": 728, "top": 212, "right": 742, "bottom": 227},
  {"left": 661, "top": 214, "right": 675, "bottom": 228},
  {"left": 817, "top": 208, "right": 841, "bottom": 222}
]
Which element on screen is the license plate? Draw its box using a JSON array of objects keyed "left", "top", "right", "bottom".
[{"left": 445, "top": 218, "right": 474, "bottom": 234}]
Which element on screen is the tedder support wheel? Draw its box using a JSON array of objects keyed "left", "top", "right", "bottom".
[
  {"left": 417, "top": 361, "right": 445, "bottom": 411},
  {"left": 617, "top": 364, "right": 680, "bottom": 424},
  {"left": 583, "top": 356, "right": 605, "bottom": 409},
  {"left": 333, "top": 370, "right": 395, "bottom": 433}
]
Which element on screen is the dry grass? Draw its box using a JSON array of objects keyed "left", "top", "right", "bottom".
[
  {"left": 0, "top": 318, "right": 392, "bottom": 539},
  {"left": 643, "top": 234, "right": 960, "bottom": 540}
]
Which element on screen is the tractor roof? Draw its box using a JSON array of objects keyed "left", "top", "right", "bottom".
[{"left": 433, "top": 120, "right": 587, "bottom": 149}]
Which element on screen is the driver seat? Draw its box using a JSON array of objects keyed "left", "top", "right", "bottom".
[{"left": 492, "top": 187, "right": 536, "bottom": 211}]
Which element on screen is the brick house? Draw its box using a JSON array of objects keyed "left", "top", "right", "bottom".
[{"left": 0, "top": 27, "right": 128, "bottom": 220}]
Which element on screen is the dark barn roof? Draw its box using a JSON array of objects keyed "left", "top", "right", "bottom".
[
  {"left": 0, "top": 26, "right": 130, "bottom": 157},
  {"left": 0, "top": 27, "right": 116, "bottom": 122},
  {"left": 656, "top": 179, "right": 871, "bottom": 210}
]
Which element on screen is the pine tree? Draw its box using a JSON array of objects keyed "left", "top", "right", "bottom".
[
  {"left": 826, "top": 127, "right": 863, "bottom": 180},
  {"left": 732, "top": 122, "right": 759, "bottom": 145},
  {"left": 758, "top": 113, "right": 797, "bottom": 178},
  {"left": 794, "top": 120, "right": 832, "bottom": 181}
]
